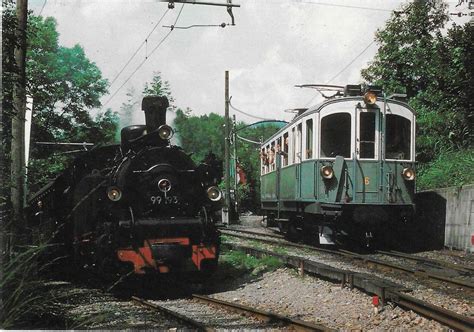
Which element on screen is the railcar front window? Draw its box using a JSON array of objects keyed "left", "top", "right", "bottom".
[
  {"left": 386, "top": 114, "right": 411, "bottom": 160},
  {"left": 321, "top": 113, "right": 351, "bottom": 158},
  {"left": 359, "top": 112, "right": 376, "bottom": 159}
]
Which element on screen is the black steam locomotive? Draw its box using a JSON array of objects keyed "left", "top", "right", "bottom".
[{"left": 28, "top": 96, "right": 222, "bottom": 277}]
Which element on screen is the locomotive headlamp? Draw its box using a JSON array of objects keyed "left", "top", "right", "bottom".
[
  {"left": 364, "top": 91, "right": 377, "bottom": 105},
  {"left": 402, "top": 167, "right": 415, "bottom": 181},
  {"left": 107, "top": 186, "right": 122, "bottom": 201},
  {"left": 158, "top": 125, "right": 174, "bottom": 140},
  {"left": 158, "top": 178, "right": 172, "bottom": 192},
  {"left": 320, "top": 165, "right": 334, "bottom": 180},
  {"left": 207, "top": 186, "right": 222, "bottom": 202}
]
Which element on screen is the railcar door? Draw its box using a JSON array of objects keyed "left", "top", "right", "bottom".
[{"left": 356, "top": 107, "right": 380, "bottom": 203}]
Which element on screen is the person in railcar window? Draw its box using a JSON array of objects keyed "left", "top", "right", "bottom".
[{"left": 283, "top": 133, "right": 289, "bottom": 166}]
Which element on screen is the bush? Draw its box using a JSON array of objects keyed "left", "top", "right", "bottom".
[{"left": 417, "top": 148, "right": 474, "bottom": 190}]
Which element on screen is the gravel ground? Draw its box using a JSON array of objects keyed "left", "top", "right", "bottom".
[
  {"left": 149, "top": 298, "right": 274, "bottom": 330},
  {"left": 43, "top": 280, "right": 186, "bottom": 329},
  {"left": 32, "top": 219, "right": 472, "bottom": 330},
  {"left": 223, "top": 232, "right": 474, "bottom": 318},
  {"left": 414, "top": 249, "right": 474, "bottom": 270},
  {"left": 212, "top": 268, "right": 446, "bottom": 330}
]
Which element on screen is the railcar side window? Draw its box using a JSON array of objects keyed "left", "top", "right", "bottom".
[
  {"left": 306, "top": 119, "right": 313, "bottom": 159},
  {"left": 359, "top": 112, "right": 376, "bottom": 159},
  {"left": 283, "top": 133, "right": 289, "bottom": 166},
  {"left": 270, "top": 142, "right": 275, "bottom": 171},
  {"left": 291, "top": 127, "right": 296, "bottom": 164},
  {"left": 386, "top": 114, "right": 411, "bottom": 160},
  {"left": 296, "top": 123, "right": 302, "bottom": 162},
  {"left": 321, "top": 113, "right": 351, "bottom": 158}
]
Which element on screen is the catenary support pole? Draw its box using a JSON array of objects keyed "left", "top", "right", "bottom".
[
  {"left": 232, "top": 114, "right": 238, "bottom": 217},
  {"left": 223, "top": 71, "right": 231, "bottom": 225},
  {"left": 10, "top": 0, "right": 28, "bottom": 249}
]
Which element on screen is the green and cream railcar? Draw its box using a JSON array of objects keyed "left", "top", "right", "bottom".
[{"left": 260, "top": 86, "right": 416, "bottom": 246}]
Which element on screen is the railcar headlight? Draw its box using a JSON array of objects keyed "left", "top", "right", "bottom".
[
  {"left": 364, "top": 91, "right": 377, "bottom": 105},
  {"left": 207, "top": 186, "right": 222, "bottom": 202},
  {"left": 320, "top": 165, "right": 334, "bottom": 180},
  {"left": 107, "top": 186, "right": 122, "bottom": 201},
  {"left": 158, "top": 178, "right": 172, "bottom": 192},
  {"left": 158, "top": 125, "right": 174, "bottom": 140},
  {"left": 402, "top": 167, "right": 415, "bottom": 181}
]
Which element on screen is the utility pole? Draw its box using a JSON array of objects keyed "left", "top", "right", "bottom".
[
  {"left": 232, "top": 114, "right": 238, "bottom": 218},
  {"left": 10, "top": 0, "right": 28, "bottom": 248},
  {"left": 223, "top": 71, "right": 231, "bottom": 225}
]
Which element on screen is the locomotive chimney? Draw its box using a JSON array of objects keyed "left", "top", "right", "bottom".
[{"left": 142, "top": 95, "right": 169, "bottom": 132}]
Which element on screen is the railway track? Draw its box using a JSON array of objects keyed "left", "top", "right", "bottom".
[
  {"left": 222, "top": 241, "right": 474, "bottom": 331},
  {"left": 132, "top": 295, "right": 330, "bottom": 331},
  {"left": 221, "top": 228, "right": 474, "bottom": 290}
]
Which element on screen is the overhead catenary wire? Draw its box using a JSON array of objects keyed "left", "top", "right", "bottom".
[
  {"left": 108, "top": 8, "right": 170, "bottom": 88},
  {"left": 102, "top": 4, "right": 185, "bottom": 108},
  {"left": 229, "top": 97, "right": 282, "bottom": 122},
  {"left": 304, "top": 40, "right": 376, "bottom": 107},
  {"left": 39, "top": 0, "right": 47, "bottom": 15},
  {"left": 294, "top": 0, "right": 393, "bottom": 12}
]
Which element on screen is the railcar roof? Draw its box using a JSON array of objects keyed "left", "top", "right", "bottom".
[{"left": 262, "top": 96, "right": 414, "bottom": 146}]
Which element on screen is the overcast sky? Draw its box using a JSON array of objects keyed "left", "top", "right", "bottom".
[{"left": 28, "top": 0, "right": 468, "bottom": 125}]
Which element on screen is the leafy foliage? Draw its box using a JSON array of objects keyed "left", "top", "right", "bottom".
[
  {"left": 417, "top": 148, "right": 474, "bottom": 190},
  {"left": 220, "top": 249, "right": 283, "bottom": 275},
  {"left": 361, "top": 1, "right": 473, "bottom": 170},
  {"left": 173, "top": 109, "right": 281, "bottom": 211},
  {"left": 2, "top": 6, "right": 119, "bottom": 189},
  {"left": 142, "top": 71, "right": 175, "bottom": 106}
]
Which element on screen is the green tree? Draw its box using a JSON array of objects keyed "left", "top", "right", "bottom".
[
  {"left": 361, "top": 0, "right": 473, "bottom": 181},
  {"left": 173, "top": 109, "right": 282, "bottom": 212},
  {"left": 2, "top": 7, "right": 118, "bottom": 189},
  {"left": 142, "top": 71, "right": 175, "bottom": 106}
]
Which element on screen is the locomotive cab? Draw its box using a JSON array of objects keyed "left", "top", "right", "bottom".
[{"left": 260, "top": 84, "right": 416, "bottom": 248}]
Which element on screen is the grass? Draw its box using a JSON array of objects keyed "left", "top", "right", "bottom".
[
  {"left": 417, "top": 148, "right": 474, "bottom": 190},
  {"left": 0, "top": 242, "right": 58, "bottom": 329},
  {"left": 219, "top": 249, "right": 283, "bottom": 276}
]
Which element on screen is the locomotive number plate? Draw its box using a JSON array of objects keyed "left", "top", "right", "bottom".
[{"left": 150, "top": 195, "right": 179, "bottom": 205}]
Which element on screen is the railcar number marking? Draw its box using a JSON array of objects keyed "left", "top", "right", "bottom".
[
  {"left": 364, "top": 176, "right": 370, "bottom": 185},
  {"left": 150, "top": 196, "right": 179, "bottom": 205}
]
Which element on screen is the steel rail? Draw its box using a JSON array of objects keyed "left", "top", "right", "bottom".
[
  {"left": 222, "top": 229, "right": 474, "bottom": 290},
  {"left": 340, "top": 249, "right": 474, "bottom": 290},
  {"left": 223, "top": 227, "right": 285, "bottom": 239},
  {"left": 377, "top": 250, "right": 474, "bottom": 274},
  {"left": 192, "top": 294, "right": 331, "bottom": 331},
  {"left": 388, "top": 291, "right": 474, "bottom": 331},
  {"left": 223, "top": 243, "right": 474, "bottom": 331},
  {"left": 131, "top": 296, "right": 213, "bottom": 331}
]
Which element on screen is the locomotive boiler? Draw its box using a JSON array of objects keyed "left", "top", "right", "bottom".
[
  {"left": 28, "top": 96, "right": 222, "bottom": 277},
  {"left": 260, "top": 84, "right": 416, "bottom": 247}
]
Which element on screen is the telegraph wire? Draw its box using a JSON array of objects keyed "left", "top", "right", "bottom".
[
  {"left": 304, "top": 40, "right": 376, "bottom": 107},
  {"left": 102, "top": 4, "right": 185, "bottom": 108},
  {"left": 39, "top": 0, "right": 47, "bottom": 15},
  {"left": 291, "top": 0, "right": 392, "bottom": 12},
  {"left": 108, "top": 8, "right": 170, "bottom": 88},
  {"left": 229, "top": 97, "right": 281, "bottom": 121}
]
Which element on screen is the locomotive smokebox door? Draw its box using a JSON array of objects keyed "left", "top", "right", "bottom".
[{"left": 142, "top": 95, "right": 169, "bottom": 131}]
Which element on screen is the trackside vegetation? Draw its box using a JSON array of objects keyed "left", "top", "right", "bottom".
[{"left": 361, "top": 1, "right": 473, "bottom": 190}]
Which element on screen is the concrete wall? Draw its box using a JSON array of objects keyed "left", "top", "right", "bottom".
[{"left": 418, "top": 185, "right": 474, "bottom": 252}]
